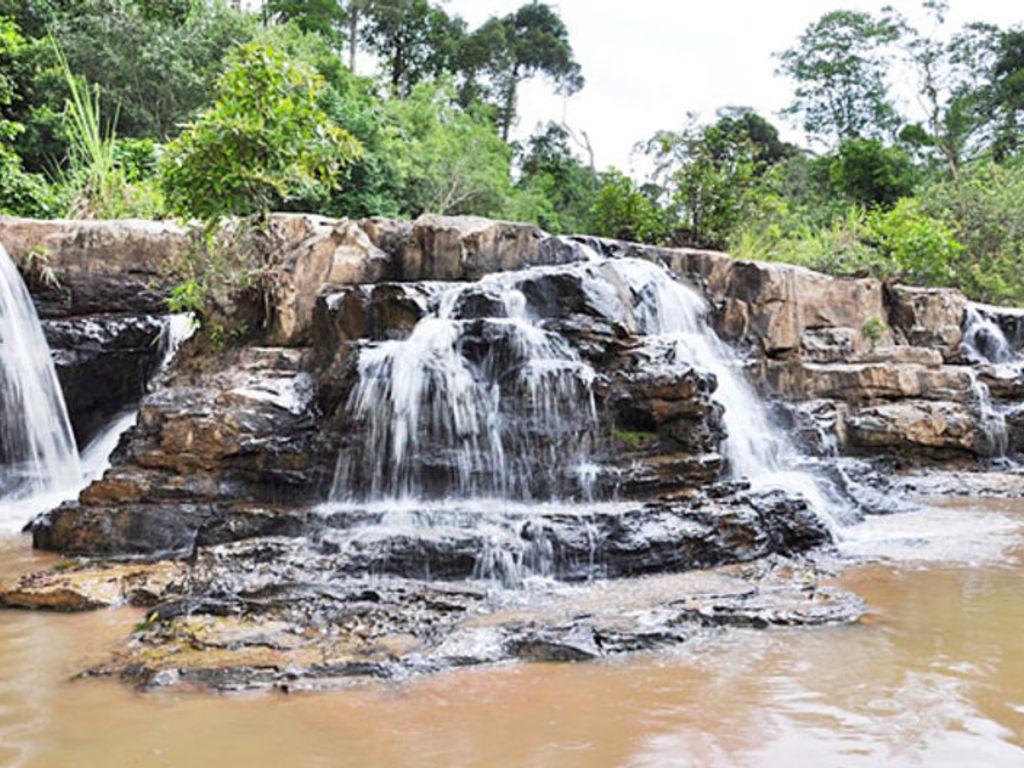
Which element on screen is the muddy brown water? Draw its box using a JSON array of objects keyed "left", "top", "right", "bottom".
[{"left": 0, "top": 498, "right": 1021, "bottom": 768}]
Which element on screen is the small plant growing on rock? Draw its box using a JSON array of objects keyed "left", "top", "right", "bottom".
[
  {"left": 20, "top": 246, "right": 60, "bottom": 289},
  {"left": 861, "top": 315, "right": 888, "bottom": 350}
]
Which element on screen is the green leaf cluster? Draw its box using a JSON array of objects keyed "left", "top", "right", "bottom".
[{"left": 159, "top": 42, "right": 363, "bottom": 224}]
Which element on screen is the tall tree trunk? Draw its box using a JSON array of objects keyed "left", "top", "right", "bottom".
[
  {"left": 349, "top": 3, "right": 358, "bottom": 73},
  {"left": 501, "top": 63, "right": 520, "bottom": 142}
]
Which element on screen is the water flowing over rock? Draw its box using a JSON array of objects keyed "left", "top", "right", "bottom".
[
  {"left": 0, "top": 244, "right": 82, "bottom": 527},
  {"left": 6, "top": 213, "right": 1024, "bottom": 692}
]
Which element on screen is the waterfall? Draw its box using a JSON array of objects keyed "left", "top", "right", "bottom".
[
  {"left": 0, "top": 236, "right": 193, "bottom": 531},
  {"left": 0, "top": 244, "right": 82, "bottom": 523},
  {"left": 962, "top": 305, "right": 1015, "bottom": 364},
  {"left": 607, "top": 258, "right": 851, "bottom": 527},
  {"left": 329, "top": 253, "right": 849, "bottom": 529},
  {"left": 331, "top": 273, "right": 599, "bottom": 502},
  {"left": 78, "top": 313, "right": 195, "bottom": 485},
  {"left": 961, "top": 305, "right": 1018, "bottom": 462}
]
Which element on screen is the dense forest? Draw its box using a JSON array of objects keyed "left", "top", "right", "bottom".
[{"left": 2, "top": 1, "right": 1024, "bottom": 304}]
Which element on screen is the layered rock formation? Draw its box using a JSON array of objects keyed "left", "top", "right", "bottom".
[{"left": 0, "top": 212, "right": 1020, "bottom": 691}]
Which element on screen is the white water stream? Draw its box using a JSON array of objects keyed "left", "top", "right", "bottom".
[
  {"left": 0, "top": 244, "right": 81, "bottom": 528},
  {"left": 329, "top": 250, "right": 852, "bottom": 533},
  {"left": 0, "top": 241, "right": 193, "bottom": 531},
  {"left": 960, "top": 305, "right": 1021, "bottom": 463}
]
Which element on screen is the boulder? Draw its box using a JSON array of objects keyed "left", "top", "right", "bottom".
[
  {"left": 312, "top": 282, "right": 439, "bottom": 349},
  {"left": 0, "top": 561, "right": 184, "bottom": 611},
  {"left": 886, "top": 284, "right": 966, "bottom": 359},
  {"left": 846, "top": 400, "right": 982, "bottom": 458},
  {"left": 398, "top": 214, "right": 550, "bottom": 281},
  {"left": 44, "top": 315, "right": 168, "bottom": 445},
  {"left": 0, "top": 216, "right": 187, "bottom": 318},
  {"left": 763, "top": 361, "right": 972, "bottom": 405},
  {"left": 32, "top": 346, "right": 333, "bottom": 556},
  {"left": 260, "top": 214, "right": 392, "bottom": 346}
]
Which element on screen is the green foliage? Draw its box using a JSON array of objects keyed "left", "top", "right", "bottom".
[
  {"left": 777, "top": 10, "right": 902, "bottom": 145},
  {"left": 917, "top": 158, "right": 1024, "bottom": 304},
  {"left": 251, "top": 22, "right": 404, "bottom": 218},
  {"left": 0, "top": 17, "right": 55, "bottom": 216},
  {"left": 264, "top": 0, "right": 349, "bottom": 49},
  {"left": 386, "top": 80, "right": 513, "bottom": 216},
  {"left": 514, "top": 122, "right": 599, "bottom": 233},
  {"left": 822, "top": 138, "right": 918, "bottom": 207},
  {"left": 484, "top": 2, "right": 584, "bottom": 140},
  {"left": 166, "top": 277, "right": 206, "bottom": 317},
  {"left": 642, "top": 117, "right": 765, "bottom": 248},
  {"left": 114, "top": 137, "right": 159, "bottom": 183},
  {"left": 360, "top": 0, "right": 466, "bottom": 97},
  {"left": 159, "top": 42, "right": 362, "bottom": 224},
  {"left": 712, "top": 107, "right": 800, "bottom": 166},
  {"left": 734, "top": 198, "right": 963, "bottom": 291},
  {"left": 610, "top": 428, "right": 657, "bottom": 448},
  {"left": 51, "top": 38, "right": 129, "bottom": 219},
  {"left": 53, "top": 1, "right": 258, "bottom": 140},
  {"left": 586, "top": 170, "right": 668, "bottom": 244},
  {"left": 861, "top": 316, "right": 888, "bottom": 349}
]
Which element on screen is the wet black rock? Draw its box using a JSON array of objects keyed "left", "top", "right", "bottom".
[{"left": 44, "top": 315, "right": 168, "bottom": 446}]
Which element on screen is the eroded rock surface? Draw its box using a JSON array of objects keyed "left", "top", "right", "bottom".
[
  {"left": 63, "top": 553, "right": 859, "bottom": 692},
  {"left": 3, "top": 214, "right": 1022, "bottom": 694},
  {"left": 44, "top": 315, "right": 169, "bottom": 445}
]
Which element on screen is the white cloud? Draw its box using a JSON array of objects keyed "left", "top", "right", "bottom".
[{"left": 445, "top": 0, "right": 1023, "bottom": 170}]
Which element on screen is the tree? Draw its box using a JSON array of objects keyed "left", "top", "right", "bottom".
[
  {"left": 159, "top": 42, "right": 362, "bottom": 223},
  {"left": 895, "top": 1, "right": 1003, "bottom": 177},
  {"left": 585, "top": 170, "right": 668, "bottom": 244},
  {"left": 515, "top": 121, "right": 599, "bottom": 232},
  {"left": 777, "top": 10, "right": 902, "bottom": 146},
  {"left": 990, "top": 27, "right": 1024, "bottom": 160},
  {"left": 387, "top": 79, "right": 514, "bottom": 216},
  {"left": 712, "top": 107, "right": 799, "bottom": 166},
  {"left": 264, "top": 0, "right": 348, "bottom": 49},
  {"left": 0, "top": 17, "right": 56, "bottom": 216},
  {"left": 2, "top": 0, "right": 260, "bottom": 174},
  {"left": 482, "top": 3, "right": 583, "bottom": 141},
  {"left": 820, "top": 138, "right": 917, "bottom": 207},
  {"left": 641, "top": 117, "right": 764, "bottom": 248},
  {"left": 360, "top": 0, "right": 466, "bottom": 97}
]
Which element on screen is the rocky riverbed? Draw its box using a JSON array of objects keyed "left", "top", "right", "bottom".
[{"left": 0, "top": 212, "right": 1021, "bottom": 691}]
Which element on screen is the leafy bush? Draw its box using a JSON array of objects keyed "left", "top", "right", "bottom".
[
  {"left": 865, "top": 198, "right": 961, "bottom": 285},
  {"left": 0, "top": 17, "right": 56, "bottom": 216},
  {"left": 386, "top": 80, "right": 514, "bottom": 217},
  {"left": 0, "top": 145, "right": 59, "bottom": 217},
  {"left": 917, "top": 158, "right": 1024, "bottom": 304},
  {"left": 734, "top": 199, "right": 962, "bottom": 288},
  {"left": 159, "top": 42, "right": 362, "bottom": 224},
  {"left": 585, "top": 170, "right": 669, "bottom": 244}
]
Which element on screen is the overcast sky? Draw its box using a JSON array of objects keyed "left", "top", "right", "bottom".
[{"left": 441, "top": 0, "right": 1023, "bottom": 172}]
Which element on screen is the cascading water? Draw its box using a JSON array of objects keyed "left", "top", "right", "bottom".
[
  {"left": 0, "top": 237, "right": 193, "bottom": 531},
  {"left": 331, "top": 275, "right": 600, "bottom": 502},
  {"left": 960, "top": 305, "right": 1020, "bottom": 462},
  {"left": 0, "top": 244, "right": 82, "bottom": 525},
  {"left": 325, "top": 249, "right": 851, "bottom": 586},
  {"left": 77, "top": 313, "right": 195, "bottom": 485},
  {"left": 605, "top": 258, "right": 851, "bottom": 528}
]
